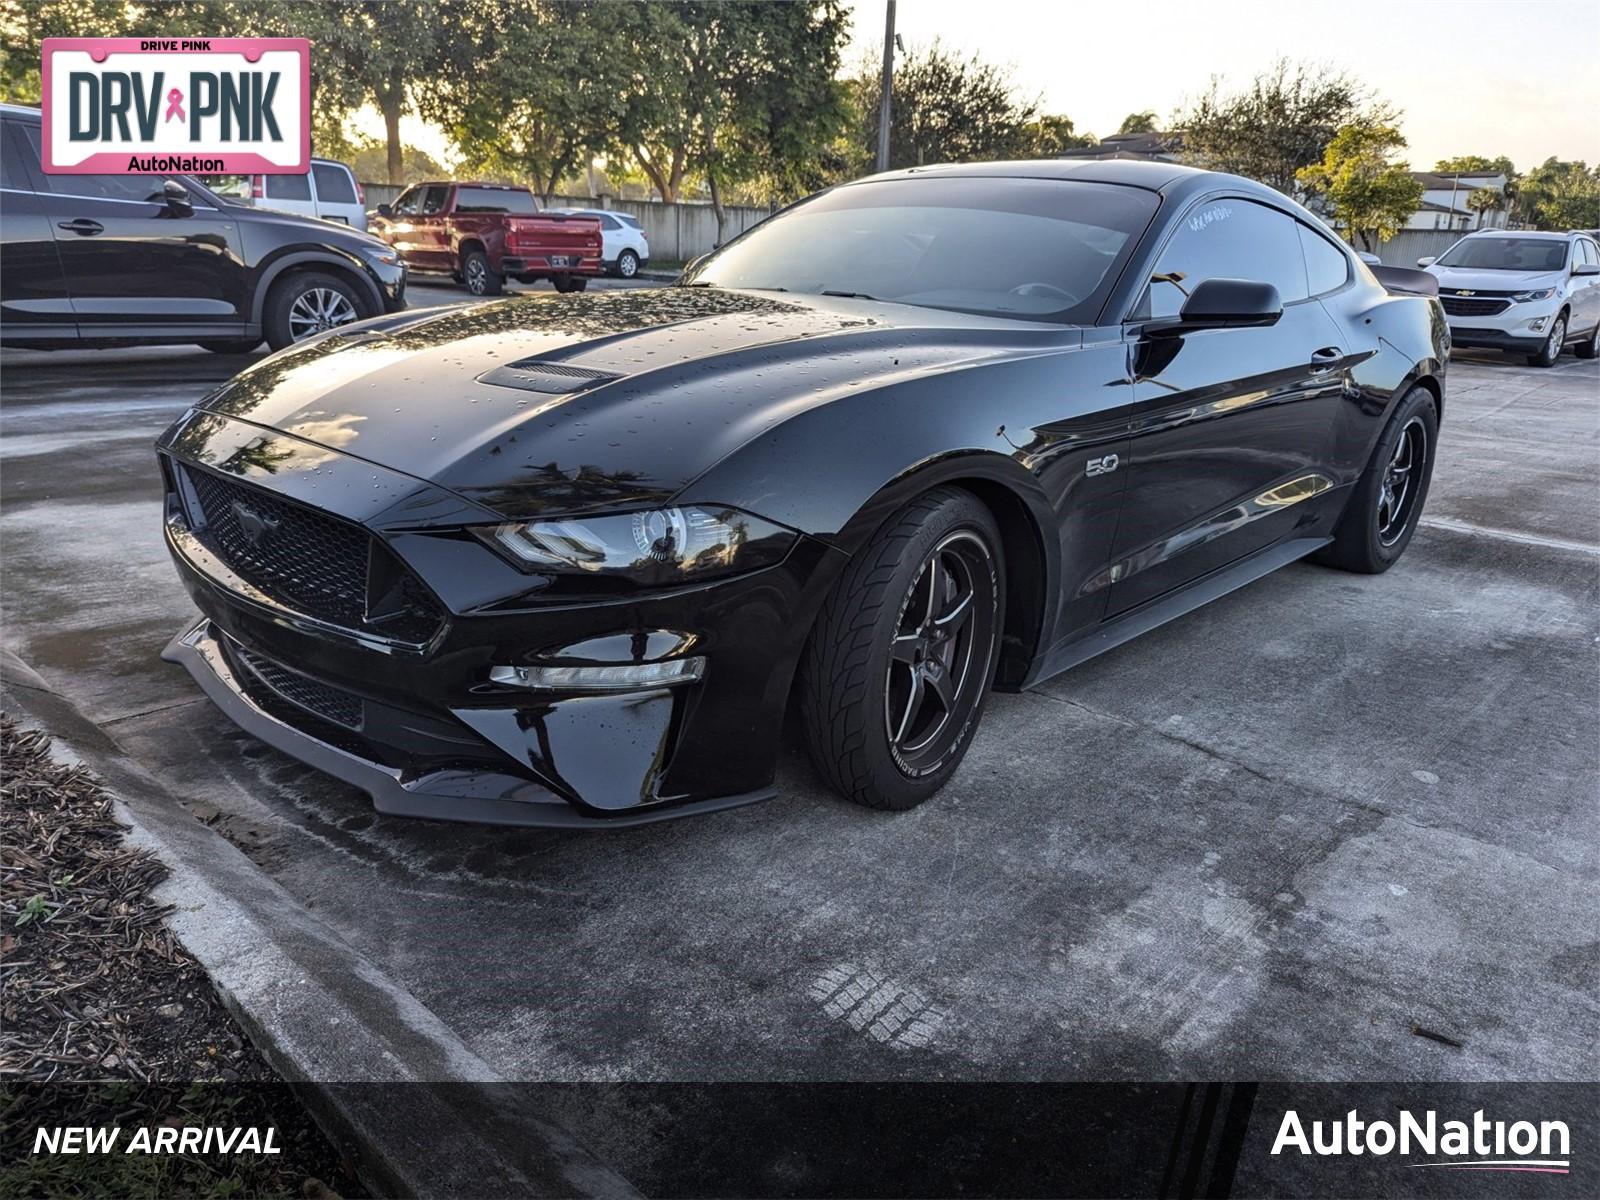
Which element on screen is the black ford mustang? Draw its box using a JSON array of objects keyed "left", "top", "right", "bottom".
[{"left": 158, "top": 160, "right": 1447, "bottom": 827}]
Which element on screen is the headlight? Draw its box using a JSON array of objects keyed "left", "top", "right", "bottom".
[
  {"left": 361, "top": 244, "right": 399, "bottom": 267},
  {"left": 477, "top": 505, "right": 797, "bottom": 585},
  {"left": 1511, "top": 287, "right": 1556, "bottom": 302}
]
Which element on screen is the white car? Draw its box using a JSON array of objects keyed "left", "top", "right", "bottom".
[
  {"left": 208, "top": 158, "right": 368, "bottom": 233},
  {"left": 549, "top": 208, "right": 650, "bottom": 277},
  {"left": 1421, "top": 230, "right": 1600, "bottom": 366}
]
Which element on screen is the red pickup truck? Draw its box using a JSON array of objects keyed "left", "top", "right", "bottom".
[{"left": 371, "top": 182, "right": 603, "bottom": 296}]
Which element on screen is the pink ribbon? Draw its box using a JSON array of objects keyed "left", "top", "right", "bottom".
[{"left": 164, "top": 88, "right": 185, "bottom": 123}]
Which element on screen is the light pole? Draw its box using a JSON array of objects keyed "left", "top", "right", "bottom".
[{"left": 875, "top": 0, "right": 896, "bottom": 174}]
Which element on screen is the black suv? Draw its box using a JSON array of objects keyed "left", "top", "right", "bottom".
[{"left": 0, "top": 104, "right": 406, "bottom": 352}]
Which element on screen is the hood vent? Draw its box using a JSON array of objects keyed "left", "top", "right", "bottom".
[{"left": 479, "top": 358, "right": 622, "bottom": 395}]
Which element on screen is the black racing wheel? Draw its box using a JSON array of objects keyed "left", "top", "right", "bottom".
[{"left": 799, "top": 487, "right": 1004, "bottom": 810}]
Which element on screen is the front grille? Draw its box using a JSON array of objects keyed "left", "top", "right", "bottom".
[
  {"left": 177, "top": 464, "right": 443, "bottom": 643},
  {"left": 1441, "top": 295, "right": 1512, "bottom": 317},
  {"left": 233, "top": 644, "right": 364, "bottom": 730}
]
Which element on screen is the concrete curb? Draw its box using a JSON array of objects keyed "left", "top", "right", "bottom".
[{"left": 1, "top": 646, "right": 640, "bottom": 1200}]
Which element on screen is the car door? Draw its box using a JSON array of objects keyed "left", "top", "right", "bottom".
[
  {"left": 1106, "top": 196, "right": 1348, "bottom": 616},
  {"left": 0, "top": 119, "right": 74, "bottom": 340},
  {"left": 31, "top": 150, "right": 250, "bottom": 337}
]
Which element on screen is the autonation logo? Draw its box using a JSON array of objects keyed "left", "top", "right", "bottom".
[{"left": 1273, "top": 1109, "right": 1571, "bottom": 1174}]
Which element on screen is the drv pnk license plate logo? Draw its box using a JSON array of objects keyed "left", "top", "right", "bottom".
[{"left": 41, "top": 38, "right": 309, "bottom": 174}]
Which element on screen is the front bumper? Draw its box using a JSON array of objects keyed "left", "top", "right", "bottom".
[
  {"left": 1446, "top": 325, "right": 1547, "bottom": 352},
  {"left": 1443, "top": 302, "right": 1558, "bottom": 352},
  {"left": 155, "top": 418, "right": 840, "bottom": 826}
]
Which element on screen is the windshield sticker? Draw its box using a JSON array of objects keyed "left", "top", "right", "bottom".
[{"left": 1188, "top": 204, "right": 1234, "bottom": 233}]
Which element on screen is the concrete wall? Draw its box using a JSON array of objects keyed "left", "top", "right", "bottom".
[{"left": 358, "top": 184, "right": 773, "bottom": 263}]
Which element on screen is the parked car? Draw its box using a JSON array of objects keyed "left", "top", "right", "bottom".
[
  {"left": 158, "top": 159, "right": 1446, "bottom": 828},
  {"left": 205, "top": 159, "right": 369, "bottom": 233},
  {"left": 0, "top": 105, "right": 405, "bottom": 352},
  {"left": 1420, "top": 229, "right": 1600, "bottom": 366},
  {"left": 548, "top": 207, "right": 650, "bottom": 277},
  {"left": 369, "top": 182, "right": 603, "bottom": 294}
]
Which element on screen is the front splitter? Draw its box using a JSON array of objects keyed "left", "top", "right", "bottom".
[{"left": 161, "top": 618, "right": 776, "bottom": 829}]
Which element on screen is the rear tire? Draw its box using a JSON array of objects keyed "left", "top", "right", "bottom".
[
  {"left": 798, "top": 487, "right": 1004, "bottom": 811},
  {"left": 462, "top": 249, "right": 503, "bottom": 296},
  {"left": 616, "top": 249, "right": 640, "bottom": 278},
  {"left": 1312, "top": 385, "right": 1437, "bottom": 574},
  {"left": 1526, "top": 313, "right": 1565, "bottom": 367}
]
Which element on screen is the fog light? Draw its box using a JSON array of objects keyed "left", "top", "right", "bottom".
[
  {"left": 489, "top": 658, "right": 705, "bottom": 693},
  {"left": 1529, "top": 317, "right": 1548, "bottom": 332}
]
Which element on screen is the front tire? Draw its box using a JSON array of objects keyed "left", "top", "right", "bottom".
[
  {"left": 1526, "top": 313, "right": 1566, "bottom": 367},
  {"left": 799, "top": 487, "right": 1004, "bottom": 811},
  {"left": 263, "top": 272, "right": 367, "bottom": 350},
  {"left": 551, "top": 274, "right": 589, "bottom": 293},
  {"left": 1313, "top": 385, "right": 1437, "bottom": 574}
]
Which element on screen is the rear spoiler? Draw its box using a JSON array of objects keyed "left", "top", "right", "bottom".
[{"left": 1369, "top": 264, "right": 1439, "bottom": 297}]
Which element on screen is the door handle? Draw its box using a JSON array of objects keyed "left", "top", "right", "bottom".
[
  {"left": 57, "top": 219, "right": 104, "bottom": 236},
  {"left": 1309, "top": 346, "right": 1344, "bottom": 373}
]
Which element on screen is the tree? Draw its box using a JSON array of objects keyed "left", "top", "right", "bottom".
[
  {"left": 859, "top": 40, "right": 1039, "bottom": 171},
  {"left": 421, "top": 0, "right": 630, "bottom": 201},
  {"left": 1466, "top": 186, "right": 1504, "bottom": 228},
  {"left": 1296, "top": 124, "right": 1423, "bottom": 251},
  {"left": 1175, "top": 59, "right": 1393, "bottom": 194},
  {"left": 1116, "top": 110, "right": 1158, "bottom": 135},
  {"left": 609, "top": 0, "right": 848, "bottom": 226},
  {"left": 1020, "top": 114, "right": 1095, "bottom": 157},
  {"left": 1514, "top": 158, "right": 1600, "bottom": 231},
  {"left": 1434, "top": 154, "right": 1515, "bottom": 176}
]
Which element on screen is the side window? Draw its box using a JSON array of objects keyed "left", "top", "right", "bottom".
[
  {"left": 420, "top": 185, "right": 449, "bottom": 214},
  {"left": 390, "top": 186, "right": 421, "bottom": 215},
  {"left": 1298, "top": 223, "right": 1351, "bottom": 296},
  {"left": 1578, "top": 239, "right": 1598, "bottom": 268},
  {"left": 311, "top": 162, "right": 357, "bottom": 204},
  {"left": 599, "top": 214, "right": 619, "bottom": 231},
  {"left": 16, "top": 121, "right": 162, "bottom": 201},
  {"left": 265, "top": 172, "right": 311, "bottom": 201},
  {"left": 1, "top": 122, "right": 35, "bottom": 190},
  {"left": 1141, "top": 199, "right": 1310, "bottom": 319}
]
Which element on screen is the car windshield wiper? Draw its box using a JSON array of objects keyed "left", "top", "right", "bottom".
[{"left": 821, "top": 289, "right": 880, "bottom": 301}]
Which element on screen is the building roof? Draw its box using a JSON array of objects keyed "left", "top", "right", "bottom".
[
  {"left": 1411, "top": 170, "right": 1504, "bottom": 190},
  {"left": 1057, "top": 130, "right": 1182, "bottom": 162}
]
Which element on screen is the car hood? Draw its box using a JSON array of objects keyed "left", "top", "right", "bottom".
[
  {"left": 1428, "top": 266, "right": 1562, "bottom": 292},
  {"left": 196, "top": 287, "right": 1066, "bottom": 519}
]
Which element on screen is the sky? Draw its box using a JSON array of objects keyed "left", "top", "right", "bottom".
[{"left": 846, "top": 0, "right": 1600, "bottom": 170}]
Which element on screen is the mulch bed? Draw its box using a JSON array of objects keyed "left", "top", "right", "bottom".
[{"left": 0, "top": 715, "right": 365, "bottom": 1196}]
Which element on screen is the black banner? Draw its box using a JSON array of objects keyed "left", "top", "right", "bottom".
[{"left": 2, "top": 1082, "right": 1594, "bottom": 1197}]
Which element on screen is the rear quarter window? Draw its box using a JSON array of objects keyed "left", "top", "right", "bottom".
[
  {"left": 312, "top": 162, "right": 357, "bottom": 204},
  {"left": 1298, "top": 224, "right": 1351, "bottom": 296},
  {"left": 265, "top": 173, "right": 311, "bottom": 201}
]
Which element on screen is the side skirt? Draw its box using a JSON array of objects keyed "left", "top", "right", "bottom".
[{"left": 1022, "top": 535, "right": 1331, "bottom": 689}]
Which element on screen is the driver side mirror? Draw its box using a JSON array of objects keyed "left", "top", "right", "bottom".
[
  {"left": 1573, "top": 262, "right": 1600, "bottom": 276},
  {"left": 162, "top": 178, "right": 192, "bottom": 213},
  {"left": 1416, "top": 256, "right": 1436, "bottom": 268},
  {"left": 376, "top": 203, "right": 393, "bottom": 218},
  {"left": 1146, "top": 278, "right": 1282, "bottom": 339}
]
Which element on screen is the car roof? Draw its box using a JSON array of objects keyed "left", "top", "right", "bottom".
[
  {"left": 1462, "top": 229, "right": 1571, "bottom": 240},
  {"left": 847, "top": 157, "right": 1206, "bottom": 194},
  {"left": 1, "top": 102, "right": 41, "bottom": 121}
]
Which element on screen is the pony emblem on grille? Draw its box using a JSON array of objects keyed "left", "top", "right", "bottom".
[{"left": 230, "top": 500, "right": 281, "bottom": 548}]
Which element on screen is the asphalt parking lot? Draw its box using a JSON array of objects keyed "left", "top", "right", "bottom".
[{"left": 2, "top": 290, "right": 1596, "bottom": 1088}]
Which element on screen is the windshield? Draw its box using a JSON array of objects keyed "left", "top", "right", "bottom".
[
  {"left": 1436, "top": 237, "right": 1569, "bottom": 272},
  {"left": 683, "top": 176, "right": 1159, "bottom": 324}
]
